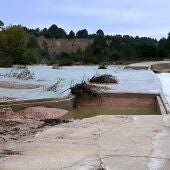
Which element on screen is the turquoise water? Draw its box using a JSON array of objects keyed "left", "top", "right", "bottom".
[{"left": 0, "top": 65, "right": 160, "bottom": 100}]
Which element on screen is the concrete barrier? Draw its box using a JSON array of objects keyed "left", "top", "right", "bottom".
[
  {"left": 0, "top": 96, "right": 75, "bottom": 111},
  {"left": 0, "top": 92, "right": 168, "bottom": 115}
]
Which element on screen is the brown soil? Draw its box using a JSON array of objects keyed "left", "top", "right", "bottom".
[
  {"left": 37, "top": 36, "right": 93, "bottom": 55},
  {"left": 151, "top": 63, "right": 170, "bottom": 73},
  {"left": 0, "top": 97, "right": 19, "bottom": 102},
  {"left": 0, "top": 106, "right": 69, "bottom": 148},
  {"left": 0, "top": 81, "right": 41, "bottom": 89},
  {"left": 16, "top": 107, "right": 68, "bottom": 120},
  {"left": 0, "top": 119, "right": 44, "bottom": 146},
  {"left": 0, "top": 106, "right": 68, "bottom": 120}
]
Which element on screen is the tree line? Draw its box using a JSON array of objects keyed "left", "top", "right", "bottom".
[{"left": 1, "top": 20, "right": 170, "bottom": 67}]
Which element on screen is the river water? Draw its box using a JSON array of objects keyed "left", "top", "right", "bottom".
[{"left": 0, "top": 65, "right": 166, "bottom": 102}]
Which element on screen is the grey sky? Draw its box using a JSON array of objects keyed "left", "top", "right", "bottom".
[{"left": 1, "top": 0, "right": 170, "bottom": 39}]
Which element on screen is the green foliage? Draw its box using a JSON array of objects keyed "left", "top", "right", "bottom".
[
  {"left": 58, "top": 52, "right": 73, "bottom": 66},
  {"left": 0, "top": 25, "right": 42, "bottom": 67},
  {"left": 23, "top": 48, "right": 40, "bottom": 64},
  {"left": 137, "top": 44, "right": 158, "bottom": 59},
  {"left": 27, "top": 35, "right": 39, "bottom": 49},
  {"left": 76, "top": 29, "right": 88, "bottom": 38},
  {"left": 0, "top": 20, "right": 4, "bottom": 28},
  {"left": 96, "top": 29, "right": 104, "bottom": 37},
  {"left": 68, "top": 30, "right": 75, "bottom": 39},
  {"left": 0, "top": 25, "right": 28, "bottom": 66},
  {"left": 2, "top": 21, "right": 170, "bottom": 67},
  {"left": 46, "top": 24, "right": 67, "bottom": 38}
]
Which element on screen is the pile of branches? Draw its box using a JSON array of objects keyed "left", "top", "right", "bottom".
[
  {"left": 70, "top": 82, "right": 100, "bottom": 97},
  {"left": 5, "top": 68, "right": 35, "bottom": 80},
  {"left": 46, "top": 79, "right": 63, "bottom": 92},
  {"left": 52, "top": 64, "right": 61, "bottom": 69},
  {"left": 98, "top": 64, "right": 107, "bottom": 69},
  {"left": 89, "top": 74, "right": 118, "bottom": 84}
]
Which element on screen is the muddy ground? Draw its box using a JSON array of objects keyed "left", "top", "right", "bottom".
[
  {"left": 0, "top": 106, "right": 69, "bottom": 150},
  {"left": 0, "top": 81, "right": 41, "bottom": 89}
]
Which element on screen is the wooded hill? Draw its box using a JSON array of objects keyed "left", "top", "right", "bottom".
[{"left": 1, "top": 21, "right": 170, "bottom": 67}]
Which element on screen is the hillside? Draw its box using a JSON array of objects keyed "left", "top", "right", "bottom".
[{"left": 37, "top": 36, "right": 93, "bottom": 55}]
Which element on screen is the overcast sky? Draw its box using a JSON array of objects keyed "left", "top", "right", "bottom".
[{"left": 1, "top": 0, "right": 170, "bottom": 39}]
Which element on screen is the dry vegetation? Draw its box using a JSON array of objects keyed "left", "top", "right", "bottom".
[
  {"left": 89, "top": 74, "right": 118, "bottom": 84},
  {"left": 70, "top": 82, "right": 100, "bottom": 97},
  {"left": 4, "top": 68, "right": 35, "bottom": 80}
]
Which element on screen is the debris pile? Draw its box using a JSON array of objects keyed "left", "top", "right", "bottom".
[
  {"left": 89, "top": 74, "right": 118, "bottom": 84},
  {"left": 98, "top": 64, "right": 107, "bottom": 69},
  {"left": 5, "top": 68, "right": 35, "bottom": 80},
  {"left": 46, "top": 79, "right": 63, "bottom": 92},
  {"left": 70, "top": 82, "right": 100, "bottom": 97}
]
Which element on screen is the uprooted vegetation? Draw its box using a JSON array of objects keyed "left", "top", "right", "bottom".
[
  {"left": 40, "top": 119, "right": 69, "bottom": 127},
  {"left": 70, "top": 82, "right": 101, "bottom": 97},
  {"left": 89, "top": 74, "right": 118, "bottom": 84},
  {"left": 46, "top": 79, "right": 63, "bottom": 92},
  {"left": 52, "top": 64, "right": 61, "bottom": 69},
  {"left": 4, "top": 68, "right": 35, "bottom": 80},
  {"left": 98, "top": 64, "right": 107, "bottom": 69}
]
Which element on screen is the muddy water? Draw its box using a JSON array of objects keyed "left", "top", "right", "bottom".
[{"left": 61, "top": 106, "right": 159, "bottom": 120}]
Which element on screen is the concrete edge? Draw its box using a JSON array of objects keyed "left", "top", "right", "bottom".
[
  {"left": 159, "top": 92, "right": 170, "bottom": 114},
  {"left": 0, "top": 92, "right": 169, "bottom": 115},
  {"left": 156, "top": 96, "right": 167, "bottom": 115},
  {"left": 0, "top": 96, "right": 76, "bottom": 111}
]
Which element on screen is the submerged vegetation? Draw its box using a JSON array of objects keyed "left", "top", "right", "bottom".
[{"left": 1, "top": 19, "right": 170, "bottom": 67}]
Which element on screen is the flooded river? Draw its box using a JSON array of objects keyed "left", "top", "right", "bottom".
[{"left": 0, "top": 65, "right": 164, "bottom": 101}]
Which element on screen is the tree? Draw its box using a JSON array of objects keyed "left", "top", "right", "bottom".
[
  {"left": 0, "top": 25, "right": 28, "bottom": 66},
  {"left": 57, "top": 28, "right": 67, "bottom": 38},
  {"left": 96, "top": 29, "right": 104, "bottom": 37},
  {"left": 84, "top": 36, "right": 109, "bottom": 64},
  {"left": 158, "top": 38, "right": 167, "bottom": 59},
  {"left": 76, "top": 29, "right": 88, "bottom": 38},
  {"left": 110, "top": 35, "right": 122, "bottom": 50},
  {"left": 48, "top": 24, "right": 58, "bottom": 38},
  {"left": 0, "top": 20, "right": 4, "bottom": 28},
  {"left": 23, "top": 48, "right": 40, "bottom": 64},
  {"left": 27, "top": 35, "right": 39, "bottom": 49},
  {"left": 137, "top": 43, "right": 158, "bottom": 60},
  {"left": 48, "top": 24, "right": 67, "bottom": 38},
  {"left": 109, "top": 51, "right": 121, "bottom": 61},
  {"left": 68, "top": 30, "right": 75, "bottom": 39}
]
